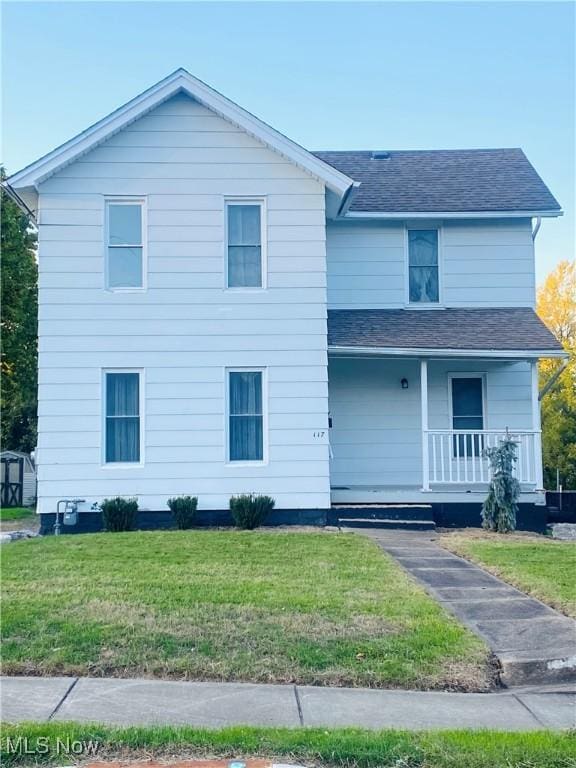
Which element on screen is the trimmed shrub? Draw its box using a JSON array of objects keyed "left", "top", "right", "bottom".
[
  {"left": 167, "top": 495, "right": 198, "bottom": 530},
  {"left": 230, "top": 493, "right": 275, "bottom": 530},
  {"left": 101, "top": 497, "right": 138, "bottom": 532}
]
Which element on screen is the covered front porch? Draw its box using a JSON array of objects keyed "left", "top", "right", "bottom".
[{"left": 328, "top": 352, "right": 544, "bottom": 505}]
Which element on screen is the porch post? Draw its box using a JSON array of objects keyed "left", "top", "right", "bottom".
[
  {"left": 420, "top": 359, "right": 430, "bottom": 491},
  {"left": 531, "top": 360, "right": 544, "bottom": 490}
]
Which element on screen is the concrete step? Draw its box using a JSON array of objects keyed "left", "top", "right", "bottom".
[
  {"left": 339, "top": 518, "right": 436, "bottom": 531},
  {"left": 499, "top": 648, "right": 576, "bottom": 687},
  {"left": 333, "top": 505, "right": 433, "bottom": 522}
]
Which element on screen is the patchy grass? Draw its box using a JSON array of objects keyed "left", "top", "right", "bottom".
[
  {"left": 1, "top": 530, "right": 490, "bottom": 689},
  {"left": 441, "top": 529, "right": 576, "bottom": 618},
  {"left": 1, "top": 722, "right": 574, "bottom": 768},
  {"left": 0, "top": 507, "right": 38, "bottom": 533}
]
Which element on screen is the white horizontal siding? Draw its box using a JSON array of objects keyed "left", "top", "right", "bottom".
[
  {"left": 40, "top": 269, "right": 327, "bottom": 290},
  {"left": 40, "top": 178, "right": 324, "bottom": 195},
  {"left": 39, "top": 287, "right": 326, "bottom": 304},
  {"left": 39, "top": 443, "right": 329, "bottom": 466},
  {"left": 39, "top": 336, "right": 325, "bottom": 352},
  {"left": 326, "top": 218, "right": 536, "bottom": 309},
  {"left": 39, "top": 303, "right": 326, "bottom": 321},
  {"left": 442, "top": 219, "right": 535, "bottom": 306},
  {"left": 38, "top": 241, "right": 327, "bottom": 260},
  {"left": 36, "top": 93, "right": 330, "bottom": 513},
  {"left": 428, "top": 360, "right": 532, "bottom": 431},
  {"left": 104, "top": 130, "right": 266, "bottom": 148},
  {"left": 326, "top": 221, "right": 405, "bottom": 308},
  {"left": 57, "top": 163, "right": 314, "bottom": 180},
  {"left": 39, "top": 318, "right": 326, "bottom": 337},
  {"left": 329, "top": 358, "right": 422, "bottom": 486},
  {"left": 39, "top": 380, "right": 328, "bottom": 401},
  {"left": 39, "top": 193, "right": 325, "bottom": 211},
  {"left": 39, "top": 350, "right": 327, "bottom": 368}
]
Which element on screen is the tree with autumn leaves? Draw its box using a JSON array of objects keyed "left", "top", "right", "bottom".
[
  {"left": 1, "top": 171, "right": 38, "bottom": 453},
  {"left": 537, "top": 260, "right": 576, "bottom": 490}
]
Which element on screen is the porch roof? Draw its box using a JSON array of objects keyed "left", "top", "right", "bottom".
[{"left": 327, "top": 308, "right": 564, "bottom": 357}]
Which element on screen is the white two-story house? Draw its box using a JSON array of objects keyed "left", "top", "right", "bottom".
[{"left": 6, "top": 69, "right": 564, "bottom": 532}]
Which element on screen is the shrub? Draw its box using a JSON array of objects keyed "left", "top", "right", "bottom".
[
  {"left": 167, "top": 495, "right": 198, "bottom": 529},
  {"left": 230, "top": 493, "right": 275, "bottom": 530},
  {"left": 482, "top": 435, "right": 521, "bottom": 533},
  {"left": 101, "top": 497, "right": 138, "bottom": 532}
]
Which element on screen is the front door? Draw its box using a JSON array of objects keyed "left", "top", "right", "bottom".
[{"left": 450, "top": 376, "right": 484, "bottom": 456}]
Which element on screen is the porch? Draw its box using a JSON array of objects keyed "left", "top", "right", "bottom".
[
  {"left": 326, "top": 306, "right": 566, "bottom": 508},
  {"left": 328, "top": 354, "right": 544, "bottom": 503}
]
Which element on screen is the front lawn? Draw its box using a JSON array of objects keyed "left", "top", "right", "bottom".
[
  {"left": 1, "top": 530, "right": 490, "bottom": 689},
  {"left": 2, "top": 723, "right": 574, "bottom": 768},
  {"left": 441, "top": 530, "right": 576, "bottom": 618}
]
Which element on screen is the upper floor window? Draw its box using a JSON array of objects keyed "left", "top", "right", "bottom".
[
  {"left": 226, "top": 200, "right": 265, "bottom": 288},
  {"left": 106, "top": 200, "right": 145, "bottom": 289},
  {"left": 408, "top": 229, "right": 439, "bottom": 304},
  {"left": 104, "top": 371, "right": 141, "bottom": 464}
]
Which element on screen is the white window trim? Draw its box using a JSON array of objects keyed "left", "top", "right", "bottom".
[
  {"left": 225, "top": 367, "right": 268, "bottom": 465},
  {"left": 104, "top": 197, "right": 147, "bottom": 291},
  {"left": 447, "top": 372, "right": 487, "bottom": 430},
  {"left": 404, "top": 224, "right": 444, "bottom": 308},
  {"left": 101, "top": 368, "right": 145, "bottom": 468},
  {"left": 224, "top": 197, "right": 267, "bottom": 291}
]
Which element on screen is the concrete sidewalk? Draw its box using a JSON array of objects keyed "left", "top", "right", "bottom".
[
  {"left": 357, "top": 529, "right": 576, "bottom": 687},
  {"left": 2, "top": 676, "right": 575, "bottom": 731}
]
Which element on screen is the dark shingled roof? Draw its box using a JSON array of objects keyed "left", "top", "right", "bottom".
[
  {"left": 328, "top": 308, "right": 563, "bottom": 352},
  {"left": 313, "top": 149, "right": 561, "bottom": 213}
]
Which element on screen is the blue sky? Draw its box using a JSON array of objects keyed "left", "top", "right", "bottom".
[{"left": 2, "top": 1, "right": 574, "bottom": 282}]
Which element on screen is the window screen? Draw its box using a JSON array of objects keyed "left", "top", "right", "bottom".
[
  {"left": 408, "top": 229, "right": 439, "bottom": 303},
  {"left": 227, "top": 204, "right": 262, "bottom": 288},
  {"left": 105, "top": 372, "right": 140, "bottom": 462},
  {"left": 229, "top": 371, "right": 263, "bottom": 461}
]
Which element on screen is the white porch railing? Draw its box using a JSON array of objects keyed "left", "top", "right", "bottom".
[{"left": 427, "top": 430, "right": 539, "bottom": 485}]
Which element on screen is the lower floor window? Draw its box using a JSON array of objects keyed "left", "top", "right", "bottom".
[
  {"left": 228, "top": 370, "right": 264, "bottom": 461},
  {"left": 105, "top": 371, "right": 141, "bottom": 463}
]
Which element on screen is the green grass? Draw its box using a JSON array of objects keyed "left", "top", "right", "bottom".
[
  {"left": 1, "top": 723, "right": 574, "bottom": 767},
  {"left": 0, "top": 507, "right": 34, "bottom": 522},
  {"left": 442, "top": 531, "right": 576, "bottom": 617},
  {"left": 1, "top": 530, "right": 489, "bottom": 689}
]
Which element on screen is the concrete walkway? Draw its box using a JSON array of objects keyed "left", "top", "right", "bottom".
[
  {"left": 1, "top": 676, "right": 575, "bottom": 731},
  {"left": 357, "top": 529, "right": 576, "bottom": 687}
]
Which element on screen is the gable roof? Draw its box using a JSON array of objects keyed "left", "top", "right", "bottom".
[
  {"left": 7, "top": 72, "right": 561, "bottom": 219},
  {"left": 328, "top": 308, "right": 565, "bottom": 356},
  {"left": 314, "top": 149, "right": 562, "bottom": 216},
  {"left": 7, "top": 69, "right": 354, "bottom": 199}
]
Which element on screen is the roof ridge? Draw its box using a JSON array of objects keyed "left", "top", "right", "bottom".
[{"left": 313, "top": 148, "right": 524, "bottom": 154}]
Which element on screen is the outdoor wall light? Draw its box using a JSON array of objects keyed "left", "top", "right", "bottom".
[{"left": 401, "top": 378, "right": 409, "bottom": 389}]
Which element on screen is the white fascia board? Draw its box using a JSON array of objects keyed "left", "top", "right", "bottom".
[
  {"left": 342, "top": 210, "right": 563, "bottom": 219},
  {"left": 328, "top": 345, "right": 568, "bottom": 360},
  {"left": 7, "top": 69, "right": 354, "bottom": 197}
]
